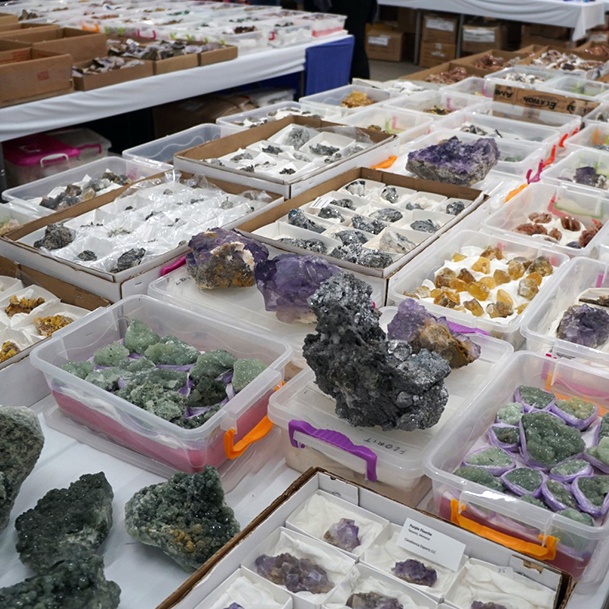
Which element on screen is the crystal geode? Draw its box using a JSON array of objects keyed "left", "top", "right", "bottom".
[
  {"left": 254, "top": 254, "right": 342, "bottom": 323},
  {"left": 303, "top": 274, "right": 451, "bottom": 431},
  {"left": 254, "top": 552, "right": 333, "bottom": 594},
  {"left": 186, "top": 228, "right": 269, "bottom": 289},
  {"left": 124, "top": 468, "right": 240, "bottom": 570},
  {"left": 323, "top": 518, "right": 360, "bottom": 552},
  {"left": 15, "top": 472, "right": 114, "bottom": 573},
  {"left": 556, "top": 304, "right": 609, "bottom": 348},
  {"left": 392, "top": 559, "right": 437, "bottom": 587},
  {"left": 406, "top": 136, "right": 499, "bottom": 186},
  {"left": 347, "top": 591, "right": 404, "bottom": 609},
  {"left": 387, "top": 298, "right": 481, "bottom": 368},
  {"left": 0, "top": 407, "right": 44, "bottom": 534}
]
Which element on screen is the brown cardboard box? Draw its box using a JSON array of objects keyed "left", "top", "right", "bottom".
[
  {"left": 198, "top": 44, "right": 238, "bottom": 66},
  {"left": 575, "top": 40, "right": 609, "bottom": 61},
  {"left": 527, "top": 24, "right": 571, "bottom": 40},
  {"left": 400, "top": 61, "right": 477, "bottom": 83},
  {"left": 0, "top": 39, "right": 32, "bottom": 65},
  {"left": 521, "top": 25, "right": 581, "bottom": 50},
  {"left": 461, "top": 23, "right": 506, "bottom": 54},
  {"left": 397, "top": 7, "right": 417, "bottom": 33},
  {"left": 0, "top": 48, "right": 72, "bottom": 108},
  {"left": 452, "top": 49, "right": 523, "bottom": 76},
  {"left": 419, "top": 40, "right": 457, "bottom": 68},
  {"left": 422, "top": 12, "right": 458, "bottom": 44},
  {"left": 0, "top": 22, "right": 58, "bottom": 35},
  {"left": 73, "top": 58, "right": 154, "bottom": 91},
  {"left": 0, "top": 12, "right": 18, "bottom": 27},
  {"left": 365, "top": 24, "right": 404, "bottom": 62}
]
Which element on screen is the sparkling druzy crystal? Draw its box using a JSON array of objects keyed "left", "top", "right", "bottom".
[
  {"left": 323, "top": 518, "right": 360, "bottom": 552},
  {"left": 556, "top": 304, "right": 609, "bottom": 348},
  {"left": 454, "top": 466, "right": 504, "bottom": 492},
  {"left": 33, "top": 223, "right": 74, "bottom": 250},
  {"left": 573, "top": 475, "right": 609, "bottom": 511},
  {"left": 347, "top": 591, "right": 404, "bottom": 609},
  {"left": 186, "top": 228, "right": 269, "bottom": 289},
  {"left": 255, "top": 552, "right": 333, "bottom": 594},
  {"left": 85, "top": 368, "right": 122, "bottom": 391},
  {"left": 232, "top": 358, "right": 268, "bottom": 392},
  {"left": 489, "top": 424, "right": 520, "bottom": 449},
  {"left": 514, "top": 386, "right": 555, "bottom": 410},
  {"left": 521, "top": 412, "right": 585, "bottom": 468},
  {"left": 597, "top": 413, "right": 609, "bottom": 443},
  {"left": 15, "top": 473, "right": 114, "bottom": 573},
  {"left": 522, "top": 495, "right": 547, "bottom": 509},
  {"left": 463, "top": 447, "right": 514, "bottom": 472},
  {"left": 387, "top": 298, "right": 480, "bottom": 369},
  {"left": 392, "top": 559, "right": 437, "bottom": 587},
  {"left": 191, "top": 349, "right": 236, "bottom": 380},
  {"left": 496, "top": 402, "right": 524, "bottom": 425},
  {"left": 62, "top": 360, "right": 95, "bottom": 379},
  {"left": 123, "top": 319, "right": 160, "bottom": 354},
  {"left": 331, "top": 243, "right": 395, "bottom": 269},
  {"left": 502, "top": 468, "right": 544, "bottom": 495},
  {"left": 144, "top": 335, "right": 199, "bottom": 366},
  {"left": 93, "top": 341, "right": 130, "bottom": 367},
  {"left": 550, "top": 459, "right": 592, "bottom": 482},
  {"left": 124, "top": 468, "right": 240, "bottom": 570},
  {"left": 406, "top": 136, "right": 499, "bottom": 186},
  {"left": 288, "top": 209, "right": 326, "bottom": 234},
  {"left": 543, "top": 479, "right": 578, "bottom": 512},
  {"left": 0, "top": 408, "right": 44, "bottom": 534},
  {"left": 588, "top": 437, "right": 609, "bottom": 466},
  {"left": 559, "top": 508, "right": 595, "bottom": 526},
  {"left": 255, "top": 254, "right": 342, "bottom": 323},
  {"left": 303, "top": 274, "right": 450, "bottom": 431},
  {"left": 0, "top": 548, "right": 120, "bottom": 609}
]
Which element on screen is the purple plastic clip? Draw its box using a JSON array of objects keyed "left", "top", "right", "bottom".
[
  {"left": 447, "top": 320, "right": 489, "bottom": 336},
  {"left": 288, "top": 420, "right": 378, "bottom": 481}
]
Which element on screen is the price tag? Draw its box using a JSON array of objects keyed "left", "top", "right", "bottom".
[{"left": 310, "top": 195, "right": 335, "bottom": 209}]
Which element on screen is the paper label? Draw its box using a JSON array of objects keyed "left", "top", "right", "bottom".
[
  {"left": 463, "top": 27, "right": 496, "bottom": 43},
  {"left": 426, "top": 18, "right": 455, "bottom": 32},
  {"left": 369, "top": 35, "right": 390, "bottom": 47},
  {"left": 397, "top": 518, "right": 466, "bottom": 571},
  {"left": 310, "top": 195, "right": 335, "bottom": 209}
]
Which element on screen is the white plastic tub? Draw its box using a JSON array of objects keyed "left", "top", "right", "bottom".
[
  {"left": 444, "top": 76, "right": 496, "bottom": 99},
  {"left": 542, "top": 147, "right": 609, "bottom": 198},
  {"left": 300, "top": 85, "right": 391, "bottom": 118},
  {"left": 565, "top": 123, "right": 609, "bottom": 154},
  {"left": 486, "top": 65, "right": 558, "bottom": 89},
  {"left": 539, "top": 75, "right": 609, "bottom": 102},
  {"left": 385, "top": 89, "right": 489, "bottom": 119},
  {"left": 584, "top": 102, "right": 609, "bottom": 127}
]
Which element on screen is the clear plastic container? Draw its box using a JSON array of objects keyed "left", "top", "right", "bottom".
[
  {"left": 387, "top": 230, "right": 569, "bottom": 346},
  {"left": 486, "top": 65, "right": 558, "bottom": 89},
  {"left": 352, "top": 77, "right": 440, "bottom": 98},
  {"left": 265, "top": 19, "right": 313, "bottom": 47},
  {"left": 298, "top": 12, "right": 346, "bottom": 37},
  {"left": 482, "top": 182, "right": 609, "bottom": 258},
  {"left": 444, "top": 76, "right": 497, "bottom": 99},
  {"left": 423, "top": 351, "right": 609, "bottom": 583},
  {"left": 29, "top": 295, "right": 292, "bottom": 473},
  {"left": 50, "top": 128, "right": 111, "bottom": 164},
  {"left": 542, "top": 147, "right": 609, "bottom": 198},
  {"left": 539, "top": 75, "right": 609, "bottom": 102},
  {"left": 385, "top": 89, "right": 490, "bottom": 119},
  {"left": 583, "top": 102, "right": 609, "bottom": 127},
  {"left": 565, "top": 123, "right": 609, "bottom": 154},
  {"left": 300, "top": 85, "right": 391, "bottom": 117}
]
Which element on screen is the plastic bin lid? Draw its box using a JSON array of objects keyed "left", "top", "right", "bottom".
[{"left": 4, "top": 133, "right": 81, "bottom": 168}]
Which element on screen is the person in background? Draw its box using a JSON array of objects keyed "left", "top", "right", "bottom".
[{"left": 303, "top": 0, "right": 377, "bottom": 79}]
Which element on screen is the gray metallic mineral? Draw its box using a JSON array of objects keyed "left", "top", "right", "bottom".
[
  {"left": 33, "top": 223, "right": 74, "bottom": 250},
  {"left": 303, "top": 274, "right": 451, "bottom": 430},
  {"left": 0, "top": 407, "right": 44, "bottom": 534},
  {"left": 15, "top": 472, "right": 114, "bottom": 573},
  {"left": 124, "top": 468, "right": 240, "bottom": 570}
]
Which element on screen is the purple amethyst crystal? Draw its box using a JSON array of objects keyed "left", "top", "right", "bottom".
[
  {"left": 223, "top": 604, "right": 244, "bottom": 609},
  {"left": 556, "top": 304, "right": 609, "bottom": 349},
  {"left": 254, "top": 254, "right": 342, "bottom": 323},
  {"left": 471, "top": 603, "right": 508, "bottom": 609},
  {"left": 254, "top": 552, "right": 333, "bottom": 594},
  {"left": 574, "top": 166, "right": 605, "bottom": 188},
  {"left": 186, "top": 228, "right": 269, "bottom": 289},
  {"left": 387, "top": 298, "right": 481, "bottom": 369},
  {"left": 406, "top": 136, "right": 499, "bottom": 186},
  {"left": 323, "top": 518, "right": 360, "bottom": 552},
  {"left": 347, "top": 592, "right": 404, "bottom": 609},
  {"left": 392, "top": 559, "right": 437, "bottom": 587}
]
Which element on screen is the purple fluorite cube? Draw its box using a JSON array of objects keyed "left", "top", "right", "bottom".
[
  {"left": 556, "top": 304, "right": 609, "bottom": 348},
  {"left": 392, "top": 559, "right": 437, "bottom": 587},
  {"left": 255, "top": 552, "right": 333, "bottom": 594},
  {"left": 323, "top": 518, "right": 361, "bottom": 552}
]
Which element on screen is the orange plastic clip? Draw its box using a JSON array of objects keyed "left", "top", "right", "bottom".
[
  {"left": 224, "top": 415, "right": 274, "bottom": 460},
  {"left": 450, "top": 499, "right": 558, "bottom": 561},
  {"left": 371, "top": 155, "right": 398, "bottom": 170},
  {"left": 543, "top": 145, "right": 557, "bottom": 168},
  {"left": 505, "top": 183, "right": 528, "bottom": 202}
]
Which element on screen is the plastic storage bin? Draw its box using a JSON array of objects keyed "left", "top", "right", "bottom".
[
  {"left": 538, "top": 75, "right": 609, "bottom": 102},
  {"left": 385, "top": 89, "right": 489, "bottom": 118},
  {"left": 486, "top": 65, "right": 558, "bottom": 89},
  {"left": 29, "top": 295, "right": 292, "bottom": 473},
  {"left": 298, "top": 12, "right": 346, "bottom": 37},
  {"left": 444, "top": 77, "right": 496, "bottom": 99},
  {"left": 424, "top": 351, "right": 609, "bottom": 583},
  {"left": 50, "top": 128, "right": 111, "bottom": 163},
  {"left": 542, "top": 147, "right": 609, "bottom": 198},
  {"left": 267, "top": 307, "right": 513, "bottom": 505},
  {"left": 565, "top": 123, "right": 609, "bottom": 153},
  {"left": 583, "top": 102, "right": 609, "bottom": 127},
  {"left": 339, "top": 106, "right": 434, "bottom": 141},
  {"left": 300, "top": 85, "right": 391, "bottom": 117},
  {"left": 387, "top": 229, "right": 569, "bottom": 346}
]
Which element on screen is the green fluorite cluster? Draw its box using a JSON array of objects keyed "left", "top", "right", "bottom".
[
  {"left": 496, "top": 402, "right": 523, "bottom": 425},
  {"left": 517, "top": 386, "right": 554, "bottom": 410},
  {"left": 464, "top": 447, "right": 513, "bottom": 469},
  {"left": 578, "top": 476, "right": 609, "bottom": 507},
  {"left": 504, "top": 468, "right": 543, "bottom": 493},
  {"left": 587, "top": 437, "right": 609, "bottom": 465},
  {"left": 454, "top": 466, "right": 504, "bottom": 492},
  {"left": 556, "top": 397, "right": 597, "bottom": 420}
]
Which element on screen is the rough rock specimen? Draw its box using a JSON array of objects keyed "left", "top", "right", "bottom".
[
  {"left": 323, "top": 518, "right": 360, "bottom": 552},
  {"left": 392, "top": 559, "right": 437, "bottom": 587},
  {"left": 186, "top": 228, "right": 269, "bottom": 289},
  {"left": 144, "top": 335, "right": 199, "bottom": 366},
  {"left": 33, "top": 223, "right": 74, "bottom": 250},
  {"left": 123, "top": 319, "right": 160, "bottom": 354},
  {"left": 254, "top": 552, "right": 333, "bottom": 594},
  {"left": 0, "top": 407, "right": 44, "bottom": 534},
  {"left": 471, "top": 603, "right": 508, "bottom": 609},
  {"left": 556, "top": 304, "right": 609, "bottom": 348},
  {"left": 125, "top": 468, "right": 240, "bottom": 570},
  {"left": 303, "top": 274, "right": 451, "bottom": 431},
  {"left": 454, "top": 466, "right": 504, "bottom": 492},
  {"left": 255, "top": 254, "right": 342, "bottom": 323},
  {"left": 387, "top": 298, "right": 480, "bottom": 368},
  {"left": 406, "top": 137, "right": 499, "bottom": 186},
  {"left": 331, "top": 244, "right": 394, "bottom": 269},
  {"left": 110, "top": 248, "right": 146, "bottom": 273},
  {"left": 347, "top": 591, "right": 404, "bottom": 609},
  {"left": 15, "top": 472, "right": 114, "bottom": 573},
  {"left": 0, "top": 548, "right": 120, "bottom": 609},
  {"left": 288, "top": 209, "right": 326, "bottom": 233}
]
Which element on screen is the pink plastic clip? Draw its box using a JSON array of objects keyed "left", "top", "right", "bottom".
[{"left": 160, "top": 256, "right": 186, "bottom": 276}]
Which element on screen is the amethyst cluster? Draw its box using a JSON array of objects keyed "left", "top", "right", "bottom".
[
  {"left": 347, "top": 592, "right": 404, "bottom": 609},
  {"left": 255, "top": 552, "right": 333, "bottom": 594},
  {"left": 323, "top": 518, "right": 360, "bottom": 552},
  {"left": 392, "top": 559, "right": 437, "bottom": 587},
  {"left": 556, "top": 304, "right": 609, "bottom": 349}
]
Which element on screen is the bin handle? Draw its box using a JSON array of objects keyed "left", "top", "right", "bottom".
[
  {"left": 224, "top": 415, "right": 274, "bottom": 459},
  {"left": 160, "top": 256, "right": 186, "bottom": 276},
  {"left": 40, "top": 153, "right": 69, "bottom": 169},
  {"left": 449, "top": 499, "right": 558, "bottom": 560},
  {"left": 288, "top": 419, "right": 378, "bottom": 481},
  {"left": 505, "top": 182, "right": 528, "bottom": 202},
  {"left": 371, "top": 155, "right": 397, "bottom": 170}
]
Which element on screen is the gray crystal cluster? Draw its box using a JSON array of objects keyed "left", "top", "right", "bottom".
[
  {"left": 0, "top": 407, "right": 44, "bottom": 534},
  {"left": 125, "top": 468, "right": 240, "bottom": 570},
  {"left": 303, "top": 274, "right": 450, "bottom": 431}
]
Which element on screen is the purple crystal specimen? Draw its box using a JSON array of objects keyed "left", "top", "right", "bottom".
[
  {"left": 222, "top": 604, "right": 244, "bottom": 609},
  {"left": 347, "top": 592, "right": 404, "bottom": 609},
  {"left": 392, "top": 559, "right": 437, "bottom": 587},
  {"left": 254, "top": 552, "right": 333, "bottom": 594},
  {"left": 323, "top": 518, "right": 361, "bottom": 552},
  {"left": 255, "top": 254, "right": 342, "bottom": 323},
  {"left": 186, "top": 228, "right": 269, "bottom": 289},
  {"left": 471, "top": 602, "right": 509, "bottom": 609},
  {"left": 387, "top": 298, "right": 481, "bottom": 369},
  {"left": 406, "top": 137, "right": 499, "bottom": 186},
  {"left": 574, "top": 166, "right": 604, "bottom": 187},
  {"left": 556, "top": 304, "right": 609, "bottom": 349}
]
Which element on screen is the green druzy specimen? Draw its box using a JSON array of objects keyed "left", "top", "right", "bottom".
[
  {"left": 232, "top": 358, "right": 268, "bottom": 392},
  {"left": 504, "top": 468, "right": 543, "bottom": 492},
  {"left": 587, "top": 437, "right": 609, "bottom": 465},
  {"left": 517, "top": 386, "right": 555, "bottom": 409},
  {"left": 123, "top": 319, "right": 160, "bottom": 355},
  {"left": 144, "top": 335, "right": 199, "bottom": 366},
  {"left": 598, "top": 414, "right": 609, "bottom": 442},
  {"left": 550, "top": 459, "right": 590, "bottom": 478},
  {"left": 490, "top": 425, "right": 519, "bottom": 445},
  {"left": 545, "top": 480, "right": 577, "bottom": 509},
  {"left": 15, "top": 472, "right": 114, "bottom": 573},
  {"left": 93, "top": 341, "right": 129, "bottom": 367},
  {"left": 125, "top": 468, "right": 240, "bottom": 571},
  {"left": 85, "top": 368, "right": 122, "bottom": 392},
  {"left": 190, "top": 350, "right": 237, "bottom": 381},
  {"left": 117, "top": 382, "right": 186, "bottom": 422},
  {"left": 522, "top": 495, "right": 547, "bottom": 509},
  {"left": 559, "top": 508, "right": 594, "bottom": 526},
  {"left": 61, "top": 361, "right": 94, "bottom": 379},
  {"left": 555, "top": 397, "right": 597, "bottom": 420},
  {"left": 496, "top": 402, "right": 523, "bottom": 425},
  {"left": 521, "top": 412, "right": 585, "bottom": 468},
  {"left": 578, "top": 476, "right": 609, "bottom": 507},
  {"left": 454, "top": 466, "right": 504, "bottom": 491},
  {"left": 464, "top": 447, "right": 513, "bottom": 468},
  {"left": 118, "top": 357, "right": 156, "bottom": 373}
]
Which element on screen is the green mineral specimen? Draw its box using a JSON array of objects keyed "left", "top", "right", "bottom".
[
  {"left": 0, "top": 408, "right": 44, "bottom": 533},
  {"left": 587, "top": 437, "right": 609, "bottom": 465},
  {"left": 550, "top": 459, "right": 590, "bottom": 478},
  {"left": 232, "top": 358, "right": 268, "bottom": 392},
  {"left": 490, "top": 425, "right": 519, "bottom": 445},
  {"left": 559, "top": 508, "right": 594, "bottom": 526},
  {"left": 124, "top": 468, "right": 240, "bottom": 570},
  {"left": 517, "top": 386, "right": 555, "bottom": 409},
  {"left": 578, "top": 476, "right": 609, "bottom": 507},
  {"left": 93, "top": 341, "right": 130, "bottom": 367},
  {"left": 177, "top": 404, "right": 223, "bottom": 430},
  {"left": 556, "top": 397, "right": 597, "bottom": 420},
  {"left": 454, "top": 466, "right": 504, "bottom": 491},
  {"left": 521, "top": 412, "right": 585, "bottom": 468},
  {"left": 496, "top": 402, "right": 523, "bottom": 425},
  {"left": 0, "top": 548, "right": 120, "bottom": 609},
  {"left": 144, "top": 335, "right": 199, "bottom": 366},
  {"left": 522, "top": 495, "right": 547, "bottom": 509},
  {"left": 598, "top": 414, "right": 609, "bottom": 442},
  {"left": 117, "top": 382, "right": 186, "bottom": 422},
  {"left": 190, "top": 350, "right": 237, "bottom": 381},
  {"left": 464, "top": 447, "right": 513, "bottom": 468},
  {"left": 85, "top": 368, "right": 122, "bottom": 392},
  {"left": 123, "top": 319, "right": 160, "bottom": 355},
  {"left": 126, "top": 368, "right": 188, "bottom": 392},
  {"left": 61, "top": 361, "right": 94, "bottom": 379},
  {"left": 15, "top": 472, "right": 114, "bottom": 573},
  {"left": 504, "top": 468, "right": 543, "bottom": 492},
  {"left": 188, "top": 377, "right": 227, "bottom": 407},
  {"left": 546, "top": 480, "right": 577, "bottom": 509},
  {"left": 118, "top": 357, "right": 156, "bottom": 373}
]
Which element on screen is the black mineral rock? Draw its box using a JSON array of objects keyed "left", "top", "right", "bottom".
[
  {"left": 33, "top": 223, "right": 74, "bottom": 250},
  {"left": 110, "top": 248, "right": 146, "bottom": 273}
]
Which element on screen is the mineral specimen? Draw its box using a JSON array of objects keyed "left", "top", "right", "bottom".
[
  {"left": 550, "top": 459, "right": 592, "bottom": 482},
  {"left": 522, "top": 495, "right": 547, "bottom": 509},
  {"left": 352, "top": 215, "right": 386, "bottom": 235},
  {"left": 514, "top": 386, "right": 555, "bottom": 411},
  {"left": 331, "top": 244, "right": 394, "bottom": 269},
  {"left": 123, "top": 319, "right": 160, "bottom": 354},
  {"left": 33, "top": 223, "right": 74, "bottom": 250},
  {"left": 110, "top": 248, "right": 146, "bottom": 273},
  {"left": 15, "top": 473, "right": 114, "bottom": 573},
  {"left": 558, "top": 508, "right": 595, "bottom": 526},
  {"left": 574, "top": 166, "right": 609, "bottom": 189},
  {"left": 323, "top": 518, "right": 360, "bottom": 552},
  {"left": 471, "top": 603, "right": 508, "bottom": 609},
  {"left": 341, "top": 91, "right": 374, "bottom": 108},
  {"left": 279, "top": 237, "right": 328, "bottom": 254},
  {"left": 5, "top": 295, "right": 45, "bottom": 317},
  {"left": 255, "top": 254, "right": 342, "bottom": 323},
  {"left": 288, "top": 209, "right": 326, "bottom": 233},
  {"left": 185, "top": 228, "right": 269, "bottom": 289},
  {"left": 454, "top": 466, "right": 504, "bottom": 492},
  {"left": 125, "top": 468, "right": 240, "bottom": 570},
  {"left": 410, "top": 219, "right": 439, "bottom": 233},
  {"left": 93, "top": 341, "right": 130, "bottom": 367},
  {"left": 0, "top": 341, "right": 20, "bottom": 363},
  {"left": 502, "top": 467, "right": 544, "bottom": 495},
  {"left": 232, "top": 358, "right": 268, "bottom": 392},
  {"left": 331, "top": 198, "right": 356, "bottom": 210},
  {"left": 34, "top": 315, "right": 74, "bottom": 337},
  {"left": 556, "top": 304, "right": 609, "bottom": 348},
  {"left": 0, "top": 408, "right": 44, "bottom": 534},
  {"left": 542, "top": 480, "right": 577, "bottom": 511},
  {"left": 392, "top": 559, "right": 437, "bottom": 587},
  {"left": 318, "top": 207, "right": 344, "bottom": 221},
  {"left": 0, "top": 549, "right": 120, "bottom": 609},
  {"left": 335, "top": 230, "right": 369, "bottom": 245},
  {"left": 406, "top": 137, "right": 499, "bottom": 186},
  {"left": 572, "top": 475, "right": 609, "bottom": 516},
  {"left": 489, "top": 424, "right": 520, "bottom": 449},
  {"left": 463, "top": 447, "right": 514, "bottom": 474},
  {"left": 496, "top": 402, "right": 523, "bottom": 425},
  {"left": 303, "top": 274, "right": 451, "bottom": 431},
  {"left": 347, "top": 592, "right": 404, "bottom": 609},
  {"left": 552, "top": 397, "right": 598, "bottom": 429},
  {"left": 255, "top": 552, "right": 333, "bottom": 593},
  {"left": 446, "top": 200, "right": 466, "bottom": 215},
  {"left": 380, "top": 231, "right": 416, "bottom": 255},
  {"left": 371, "top": 208, "right": 403, "bottom": 223},
  {"left": 144, "top": 335, "right": 199, "bottom": 366},
  {"left": 588, "top": 437, "right": 609, "bottom": 469}
]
